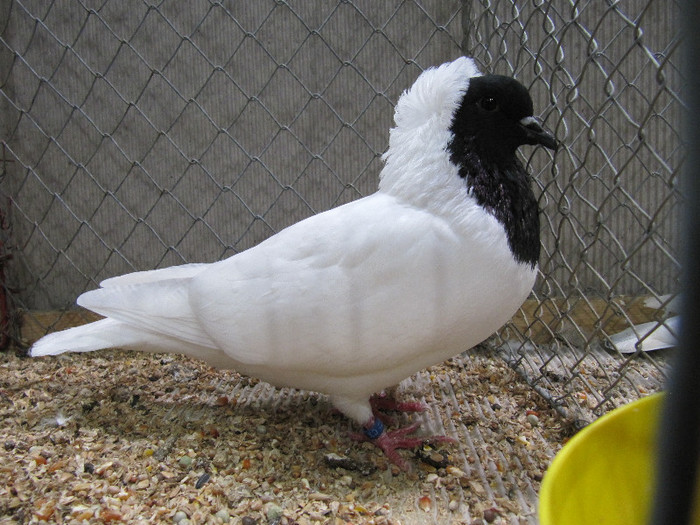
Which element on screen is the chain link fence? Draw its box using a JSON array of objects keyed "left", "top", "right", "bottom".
[{"left": 0, "top": 0, "right": 682, "bottom": 425}]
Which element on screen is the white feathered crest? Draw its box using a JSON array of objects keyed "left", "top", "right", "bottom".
[
  {"left": 392, "top": 57, "right": 480, "bottom": 132},
  {"left": 379, "top": 57, "right": 482, "bottom": 210}
]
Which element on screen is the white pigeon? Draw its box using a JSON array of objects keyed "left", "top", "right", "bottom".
[{"left": 31, "top": 57, "right": 557, "bottom": 468}]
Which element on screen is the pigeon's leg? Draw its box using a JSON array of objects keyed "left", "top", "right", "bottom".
[
  {"left": 333, "top": 392, "right": 424, "bottom": 424},
  {"left": 357, "top": 417, "right": 455, "bottom": 471},
  {"left": 368, "top": 392, "right": 426, "bottom": 427},
  {"left": 370, "top": 392, "right": 426, "bottom": 414}
]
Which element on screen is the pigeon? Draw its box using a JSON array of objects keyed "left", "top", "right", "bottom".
[{"left": 31, "top": 57, "right": 557, "bottom": 468}]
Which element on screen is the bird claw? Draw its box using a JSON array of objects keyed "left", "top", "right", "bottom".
[
  {"left": 346, "top": 393, "right": 453, "bottom": 470},
  {"left": 352, "top": 420, "right": 455, "bottom": 471},
  {"left": 374, "top": 424, "right": 425, "bottom": 470}
]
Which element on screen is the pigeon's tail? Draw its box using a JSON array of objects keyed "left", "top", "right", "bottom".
[
  {"left": 29, "top": 318, "right": 165, "bottom": 357},
  {"left": 30, "top": 317, "right": 236, "bottom": 369}
]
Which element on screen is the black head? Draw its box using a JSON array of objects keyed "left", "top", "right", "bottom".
[
  {"left": 448, "top": 74, "right": 557, "bottom": 163},
  {"left": 446, "top": 74, "right": 556, "bottom": 268}
]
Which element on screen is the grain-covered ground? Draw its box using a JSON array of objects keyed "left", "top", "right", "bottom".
[{"left": 0, "top": 345, "right": 575, "bottom": 525}]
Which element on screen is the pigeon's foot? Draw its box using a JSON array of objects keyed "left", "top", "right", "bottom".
[
  {"left": 354, "top": 418, "right": 455, "bottom": 471},
  {"left": 369, "top": 392, "right": 426, "bottom": 415}
]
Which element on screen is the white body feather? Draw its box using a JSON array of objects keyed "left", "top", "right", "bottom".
[{"left": 31, "top": 58, "right": 537, "bottom": 425}]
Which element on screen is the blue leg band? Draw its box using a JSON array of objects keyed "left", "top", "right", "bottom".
[{"left": 363, "top": 418, "right": 384, "bottom": 440}]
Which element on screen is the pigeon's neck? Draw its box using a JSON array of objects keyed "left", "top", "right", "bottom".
[{"left": 456, "top": 149, "right": 540, "bottom": 268}]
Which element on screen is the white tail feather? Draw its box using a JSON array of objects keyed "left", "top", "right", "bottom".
[
  {"left": 30, "top": 318, "right": 157, "bottom": 356},
  {"left": 77, "top": 278, "right": 216, "bottom": 349},
  {"left": 30, "top": 318, "right": 235, "bottom": 368}
]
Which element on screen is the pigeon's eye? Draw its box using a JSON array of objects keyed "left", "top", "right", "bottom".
[{"left": 478, "top": 96, "right": 499, "bottom": 112}]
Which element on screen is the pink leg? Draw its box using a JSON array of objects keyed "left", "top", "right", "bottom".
[{"left": 370, "top": 392, "right": 426, "bottom": 414}]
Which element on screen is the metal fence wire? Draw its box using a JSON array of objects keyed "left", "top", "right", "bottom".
[{"left": 0, "top": 0, "right": 683, "bottom": 425}]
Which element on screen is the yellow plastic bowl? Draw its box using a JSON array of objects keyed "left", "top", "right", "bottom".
[{"left": 539, "top": 393, "right": 699, "bottom": 525}]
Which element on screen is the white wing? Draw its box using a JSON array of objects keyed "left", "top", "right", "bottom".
[
  {"left": 189, "top": 192, "right": 534, "bottom": 393},
  {"left": 99, "top": 263, "right": 210, "bottom": 287}
]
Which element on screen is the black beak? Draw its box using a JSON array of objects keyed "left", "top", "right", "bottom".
[{"left": 519, "top": 117, "right": 558, "bottom": 151}]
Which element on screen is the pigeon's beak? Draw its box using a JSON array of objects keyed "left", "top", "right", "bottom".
[{"left": 519, "top": 116, "right": 558, "bottom": 151}]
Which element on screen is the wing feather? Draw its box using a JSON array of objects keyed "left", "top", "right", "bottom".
[{"left": 99, "top": 263, "right": 209, "bottom": 287}]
